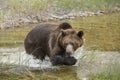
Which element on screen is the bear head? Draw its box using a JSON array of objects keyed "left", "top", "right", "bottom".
[{"left": 57, "top": 23, "right": 84, "bottom": 57}]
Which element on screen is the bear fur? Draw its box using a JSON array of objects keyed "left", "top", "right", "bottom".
[{"left": 24, "top": 22, "right": 84, "bottom": 65}]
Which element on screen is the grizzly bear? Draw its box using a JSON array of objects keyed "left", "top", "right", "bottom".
[{"left": 24, "top": 22, "right": 84, "bottom": 65}]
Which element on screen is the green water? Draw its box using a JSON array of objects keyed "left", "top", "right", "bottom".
[{"left": 0, "top": 13, "right": 120, "bottom": 51}]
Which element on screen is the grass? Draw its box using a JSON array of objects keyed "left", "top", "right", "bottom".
[
  {"left": 54, "top": 0, "right": 120, "bottom": 11},
  {"left": 0, "top": 73, "right": 33, "bottom": 80},
  {"left": 2, "top": 0, "right": 120, "bottom": 13},
  {"left": 6, "top": 0, "right": 48, "bottom": 14},
  {"left": 89, "top": 63, "right": 120, "bottom": 80},
  {"left": 0, "top": 0, "right": 119, "bottom": 23}
]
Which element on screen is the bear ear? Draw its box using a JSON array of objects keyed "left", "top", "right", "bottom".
[
  {"left": 60, "top": 29, "right": 67, "bottom": 36},
  {"left": 77, "top": 31, "right": 84, "bottom": 38},
  {"left": 58, "top": 22, "right": 72, "bottom": 30}
]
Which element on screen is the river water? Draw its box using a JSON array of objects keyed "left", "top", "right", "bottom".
[{"left": 0, "top": 47, "right": 120, "bottom": 80}]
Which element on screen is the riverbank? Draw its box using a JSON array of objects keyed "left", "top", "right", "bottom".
[{"left": 0, "top": 0, "right": 120, "bottom": 29}]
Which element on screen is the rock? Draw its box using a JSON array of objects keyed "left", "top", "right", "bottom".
[
  {"left": 114, "top": 7, "right": 120, "bottom": 12},
  {"left": 18, "top": 18, "right": 31, "bottom": 24}
]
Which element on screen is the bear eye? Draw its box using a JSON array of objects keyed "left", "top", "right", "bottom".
[
  {"left": 64, "top": 43, "right": 68, "bottom": 47},
  {"left": 74, "top": 43, "right": 78, "bottom": 49}
]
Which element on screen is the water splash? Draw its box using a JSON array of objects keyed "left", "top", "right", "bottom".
[
  {"left": 0, "top": 46, "right": 85, "bottom": 68},
  {"left": 72, "top": 46, "right": 84, "bottom": 66},
  {"left": 0, "top": 48, "right": 52, "bottom": 69}
]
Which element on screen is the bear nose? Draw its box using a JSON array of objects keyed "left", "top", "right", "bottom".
[{"left": 66, "top": 44, "right": 74, "bottom": 55}]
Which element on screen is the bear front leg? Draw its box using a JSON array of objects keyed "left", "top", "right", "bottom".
[
  {"left": 63, "top": 56, "right": 77, "bottom": 65},
  {"left": 51, "top": 55, "right": 64, "bottom": 65},
  {"left": 50, "top": 46, "right": 77, "bottom": 66},
  {"left": 50, "top": 46, "right": 65, "bottom": 65},
  {"left": 50, "top": 54, "right": 77, "bottom": 66}
]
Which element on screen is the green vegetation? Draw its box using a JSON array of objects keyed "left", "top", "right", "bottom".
[
  {"left": 0, "top": 73, "right": 34, "bottom": 80},
  {"left": 0, "top": 73, "right": 19, "bottom": 80},
  {"left": 3, "top": 0, "right": 120, "bottom": 13},
  {"left": 89, "top": 64, "right": 120, "bottom": 80},
  {"left": 55, "top": 0, "right": 120, "bottom": 11},
  {"left": 0, "top": 0, "right": 119, "bottom": 22},
  {"left": 7, "top": 0, "right": 48, "bottom": 14}
]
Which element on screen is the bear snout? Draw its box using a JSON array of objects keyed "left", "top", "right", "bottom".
[{"left": 66, "top": 44, "right": 74, "bottom": 55}]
